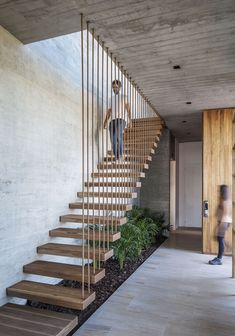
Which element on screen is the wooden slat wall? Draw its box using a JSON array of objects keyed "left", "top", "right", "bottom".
[{"left": 203, "top": 108, "right": 234, "bottom": 254}]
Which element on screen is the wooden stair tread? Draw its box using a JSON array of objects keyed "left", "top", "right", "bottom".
[
  {"left": 0, "top": 303, "right": 77, "bottom": 336},
  {"left": 77, "top": 191, "right": 138, "bottom": 198},
  {"left": 124, "top": 141, "right": 158, "bottom": 147},
  {"left": 107, "top": 150, "right": 153, "bottom": 156},
  {"left": 123, "top": 138, "right": 160, "bottom": 143},
  {"left": 123, "top": 148, "right": 155, "bottom": 154},
  {"left": 132, "top": 122, "right": 162, "bottom": 126},
  {"left": 60, "top": 214, "right": 127, "bottom": 225},
  {"left": 37, "top": 243, "right": 113, "bottom": 261},
  {"left": 98, "top": 163, "right": 149, "bottom": 169},
  {"left": 85, "top": 181, "right": 141, "bottom": 187},
  {"left": 132, "top": 117, "right": 162, "bottom": 122},
  {"left": 126, "top": 123, "right": 162, "bottom": 127},
  {"left": 69, "top": 202, "right": 132, "bottom": 211},
  {"left": 7, "top": 281, "right": 95, "bottom": 310},
  {"left": 23, "top": 260, "right": 105, "bottom": 284},
  {"left": 49, "top": 227, "right": 121, "bottom": 242},
  {"left": 125, "top": 126, "right": 162, "bottom": 131},
  {"left": 91, "top": 172, "right": 145, "bottom": 178},
  {"left": 124, "top": 131, "right": 161, "bottom": 136},
  {"left": 105, "top": 156, "right": 152, "bottom": 162},
  {"left": 132, "top": 122, "right": 163, "bottom": 126}
]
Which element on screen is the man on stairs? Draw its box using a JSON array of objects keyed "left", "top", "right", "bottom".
[{"left": 104, "top": 80, "right": 132, "bottom": 161}]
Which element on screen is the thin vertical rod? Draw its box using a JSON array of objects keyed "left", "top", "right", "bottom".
[
  {"left": 130, "top": 79, "right": 134, "bottom": 188},
  {"left": 101, "top": 41, "right": 104, "bottom": 250},
  {"left": 129, "top": 77, "right": 132, "bottom": 189},
  {"left": 106, "top": 46, "right": 109, "bottom": 249},
  {"left": 81, "top": 13, "right": 85, "bottom": 298},
  {"left": 91, "top": 28, "right": 95, "bottom": 274},
  {"left": 117, "top": 62, "right": 121, "bottom": 222},
  {"left": 110, "top": 53, "right": 114, "bottom": 234},
  {"left": 114, "top": 57, "right": 117, "bottom": 232},
  {"left": 123, "top": 68, "right": 127, "bottom": 205},
  {"left": 97, "top": 35, "right": 101, "bottom": 269},
  {"left": 121, "top": 67, "right": 125, "bottom": 207},
  {"left": 135, "top": 84, "right": 137, "bottom": 182},
  {"left": 86, "top": 22, "right": 90, "bottom": 292}
]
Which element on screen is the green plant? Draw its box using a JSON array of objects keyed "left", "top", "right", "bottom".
[
  {"left": 112, "top": 205, "right": 165, "bottom": 269},
  {"left": 114, "top": 222, "right": 142, "bottom": 269}
]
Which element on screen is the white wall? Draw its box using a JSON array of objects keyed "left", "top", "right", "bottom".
[
  {"left": 0, "top": 26, "right": 113, "bottom": 304},
  {"left": 178, "top": 142, "right": 202, "bottom": 228}
]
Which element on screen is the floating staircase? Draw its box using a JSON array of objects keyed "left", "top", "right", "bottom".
[{"left": 6, "top": 117, "right": 163, "bottom": 316}]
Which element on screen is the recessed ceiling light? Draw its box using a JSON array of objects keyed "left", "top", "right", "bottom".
[
  {"left": 186, "top": 101, "right": 192, "bottom": 104},
  {"left": 173, "top": 65, "right": 181, "bottom": 69},
  {"left": 182, "top": 120, "right": 187, "bottom": 123}
]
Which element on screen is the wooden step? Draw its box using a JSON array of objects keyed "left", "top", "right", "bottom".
[
  {"left": 124, "top": 130, "right": 161, "bottom": 136},
  {"left": 91, "top": 172, "right": 145, "bottom": 178},
  {"left": 124, "top": 137, "right": 159, "bottom": 142},
  {"left": 98, "top": 163, "right": 149, "bottom": 170},
  {"left": 60, "top": 214, "right": 127, "bottom": 225},
  {"left": 131, "top": 127, "right": 162, "bottom": 132},
  {"left": 125, "top": 124, "right": 162, "bottom": 130},
  {"left": 124, "top": 148, "right": 155, "bottom": 153},
  {"left": 23, "top": 260, "right": 105, "bottom": 284},
  {"left": 0, "top": 303, "right": 78, "bottom": 336},
  {"left": 124, "top": 137, "right": 161, "bottom": 142},
  {"left": 37, "top": 243, "right": 113, "bottom": 261},
  {"left": 104, "top": 156, "right": 152, "bottom": 162},
  {"left": 7, "top": 280, "right": 95, "bottom": 310},
  {"left": 132, "top": 117, "right": 162, "bottom": 122},
  {"left": 49, "top": 227, "right": 121, "bottom": 242},
  {"left": 69, "top": 202, "right": 132, "bottom": 211},
  {"left": 124, "top": 133, "right": 161, "bottom": 139},
  {"left": 107, "top": 150, "right": 150, "bottom": 156},
  {"left": 132, "top": 122, "right": 163, "bottom": 126},
  {"left": 124, "top": 141, "right": 158, "bottom": 147},
  {"left": 126, "top": 122, "right": 162, "bottom": 128},
  {"left": 123, "top": 148, "right": 155, "bottom": 154},
  {"left": 132, "top": 120, "right": 161, "bottom": 124},
  {"left": 85, "top": 181, "right": 142, "bottom": 187},
  {"left": 129, "top": 122, "right": 162, "bottom": 127},
  {"left": 132, "top": 120, "right": 162, "bottom": 123},
  {"left": 107, "top": 150, "right": 153, "bottom": 158},
  {"left": 77, "top": 191, "right": 138, "bottom": 198}
]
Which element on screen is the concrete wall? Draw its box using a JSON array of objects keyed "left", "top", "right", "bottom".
[
  {"left": 0, "top": 26, "right": 110, "bottom": 304},
  {"left": 178, "top": 142, "right": 202, "bottom": 228},
  {"left": 139, "top": 129, "right": 170, "bottom": 224}
]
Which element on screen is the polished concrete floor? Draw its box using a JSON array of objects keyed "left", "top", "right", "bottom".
[{"left": 74, "top": 230, "right": 235, "bottom": 336}]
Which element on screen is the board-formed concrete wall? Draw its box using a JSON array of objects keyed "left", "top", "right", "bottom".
[
  {"left": 0, "top": 26, "right": 108, "bottom": 304},
  {"left": 139, "top": 129, "right": 170, "bottom": 224}
]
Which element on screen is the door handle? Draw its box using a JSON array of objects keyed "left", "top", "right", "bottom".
[{"left": 203, "top": 200, "right": 209, "bottom": 217}]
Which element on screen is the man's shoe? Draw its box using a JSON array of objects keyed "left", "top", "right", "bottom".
[{"left": 208, "top": 257, "right": 222, "bottom": 265}]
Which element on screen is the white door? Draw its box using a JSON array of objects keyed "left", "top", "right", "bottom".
[
  {"left": 179, "top": 142, "right": 202, "bottom": 228},
  {"left": 183, "top": 163, "right": 202, "bottom": 227}
]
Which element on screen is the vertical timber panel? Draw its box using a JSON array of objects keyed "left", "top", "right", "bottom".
[
  {"left": 203, "top": 108, "right": 233, "bottom": 254},
  {"left": 232, "top": 116, "right": 235, "bottom": 277}
]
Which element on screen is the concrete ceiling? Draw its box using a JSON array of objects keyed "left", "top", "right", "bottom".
[{"left": 1, "top": 0, "right": 235, "bottom": 141}]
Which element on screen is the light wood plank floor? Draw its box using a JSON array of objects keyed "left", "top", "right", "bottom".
[{"left": 74, "top": 230, "right": 235, "bottom": 336}]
